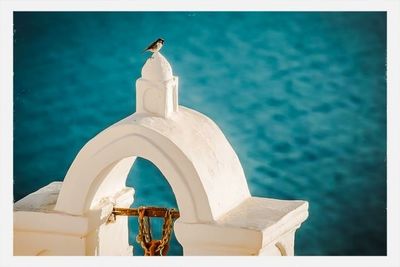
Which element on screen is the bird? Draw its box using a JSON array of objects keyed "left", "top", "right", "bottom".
[{"left": 144, "top": 38, "right": 165, "bottom": 53}]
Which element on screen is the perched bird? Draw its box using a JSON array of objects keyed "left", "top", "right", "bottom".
[{"left": 144, "top": 38, "right": 165, "bottom": 53}]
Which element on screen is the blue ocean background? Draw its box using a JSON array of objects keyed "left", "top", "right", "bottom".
[{"left": 13, "top": 12, "right": 386, "bottom": 256}]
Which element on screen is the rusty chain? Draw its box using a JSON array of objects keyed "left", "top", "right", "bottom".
[
  {"left": 155, "top": 208, "right": 173, "bottom": 256},
  {"left": 135, "top": 206, "right": 176, "bottom": 256}
]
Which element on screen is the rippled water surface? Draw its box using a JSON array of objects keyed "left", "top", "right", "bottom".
[{"left": 14, "top": 12, "right": 386, "bottom": 255}]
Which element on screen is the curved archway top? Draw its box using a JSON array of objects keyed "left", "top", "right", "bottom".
[{"left": 55, "top": 52, "right": 251, "bottom": 223}]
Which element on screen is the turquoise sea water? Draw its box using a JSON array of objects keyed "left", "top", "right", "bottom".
[{"left": 14, "top": 12, "right": 386, "bottom": 256}]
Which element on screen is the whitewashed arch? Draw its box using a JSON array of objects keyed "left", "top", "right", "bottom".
[{"left": 54, "top": 107, "right": 251, "bottom": 223}]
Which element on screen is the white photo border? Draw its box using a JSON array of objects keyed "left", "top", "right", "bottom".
[{"left": 1, "top": 1, "right": 399, "bottom": 267}]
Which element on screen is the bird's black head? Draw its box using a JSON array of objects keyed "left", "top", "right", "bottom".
[{"left": 157, "top": 38, "right": 165, "bottom": 44}]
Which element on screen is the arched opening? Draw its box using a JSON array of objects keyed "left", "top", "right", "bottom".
[
  {"left": 54, "top": 125, "right": 215, "bottom": 223},
  {"left": 126, "top": 157, "right": 183, "bottom": 256}
]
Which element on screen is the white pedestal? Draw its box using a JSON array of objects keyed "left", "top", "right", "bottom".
[
  {"left": 175, "top": 197, "right": 308, "bottom": 256},
  {"left": 136, "top": 52, "right": 179, "bottom": 118},
  {"left": 14, "top": 182, "right": 134, "bottom": 256}
]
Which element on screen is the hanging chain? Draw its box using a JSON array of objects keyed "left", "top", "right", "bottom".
[
  {"left": 135, "top": 206, "right": 177, "bottom": 256},
  {"left": 136, "top": 207, "right": 149, "bottom": 252},
  {"left": 155, "top": 208, "right": 173, "bottom": 256},
  {"left": 143, "top": 216, "right": 152, "bottom": 243}
]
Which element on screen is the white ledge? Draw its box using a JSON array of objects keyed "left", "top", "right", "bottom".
[{"left": 174, "top": 197, "right": 309, "bottom": 256}]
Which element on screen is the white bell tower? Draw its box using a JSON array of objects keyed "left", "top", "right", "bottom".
[{"left": 13, "top": 51, "right": 308, "bottom": 256}]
